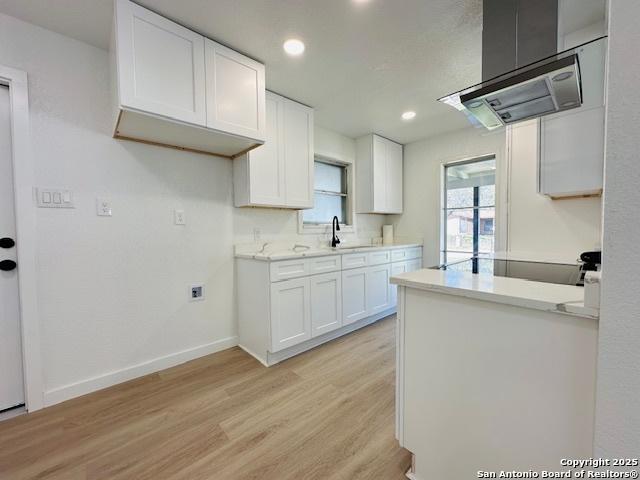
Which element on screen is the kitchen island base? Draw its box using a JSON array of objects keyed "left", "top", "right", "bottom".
[{"left": 396, "top": 286, "right": 598, "bottom": 480}]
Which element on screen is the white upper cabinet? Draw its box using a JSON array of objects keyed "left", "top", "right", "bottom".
[
  {"left": 283, "top": 99, "right": 314, "bottom": 209},
  {"left": 234, "top": 92, "right": 314, "bottom": 209},
  {"left": 538, "top": 38, "right": 607, "bottom": 198},
  {"left": 539, "top": 107, "right": 605, "bottom": 198},
  {"left": 111, "top": 0, "right": 265, "bottom": 158},
  {"left": 356, "top": 134, "right": 403, "bottom": 214},
  {"left": 205, "top": 39, "right": 266, "bottom": 141}
]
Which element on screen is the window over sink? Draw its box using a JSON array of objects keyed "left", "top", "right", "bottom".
[{"left": 303, "top": 157, "right": 351, "bottom": 226}]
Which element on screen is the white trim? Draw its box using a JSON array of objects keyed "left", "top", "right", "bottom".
[
  {"left": 43, "top": 336, "right": 238, "bottom": 407},
  {"left": 0, "top": 65, "right": 44, "bottom": 412}
]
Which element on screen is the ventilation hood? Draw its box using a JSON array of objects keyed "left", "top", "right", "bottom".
[{"left": 439, "top": 0, "right": 607, "bottom": 130}]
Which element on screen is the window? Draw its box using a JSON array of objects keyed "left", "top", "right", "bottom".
[
  {"left": 442, "top": 156, "right": 496, "bottom": 265},
  {"left": 303, "top": 158, "right": 349, "bottom": 225}
]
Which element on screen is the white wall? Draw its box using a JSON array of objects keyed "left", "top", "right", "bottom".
[
  {"left": 0, "top": 13, "right": 384, "bottom": 406},
  {"left": 393, "top": 123, "right": 602, "bottom": 267},
  {"left": 595, "top": 0, "right": 640, "bottom": 459},
  {"left": 0, "top": 14, "right": 236, "bottom": 404}
]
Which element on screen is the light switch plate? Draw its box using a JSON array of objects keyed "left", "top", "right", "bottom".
[
  {"left": 174, "top": 209, "right": 186, "bottom": 225},
  {"left": 96, "top": 198, "right": 112, "bottom": 217},
  {"left": 37, "top": 188, "right": 74, "bottom": 208}
]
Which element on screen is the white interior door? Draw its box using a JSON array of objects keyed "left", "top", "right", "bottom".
[{"left": 0, "top": 85, "right": 25, "bottom": 411}]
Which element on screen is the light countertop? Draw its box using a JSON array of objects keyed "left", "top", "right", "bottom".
[
  {"left": 391, "top": 268, "right": 598, "bottom": 319},
  {"left": 235, "top": 242, "right": 422, "bottom": 262}
]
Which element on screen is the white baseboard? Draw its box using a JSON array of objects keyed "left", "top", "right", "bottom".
[{"left": 43, "top": 336, "right": 238, "bottom": 407}]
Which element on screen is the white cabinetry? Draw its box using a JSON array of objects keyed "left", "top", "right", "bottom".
[
  {"left": 270, "top": 278, "right": 311, "bottom": 352},
  {"left": 390, "top": 259, "right": 422, "bottom": 306},
  {"left": 342, "top": 267, "right": 369, "bottom": 325},
  {"left": 205, "top": 39, "right": 266, "bottom": 141},
  {"left": 538, "top": 38, "right": 606, "bottom": 198},
  {"left": 367, "top": 264, "right": 392, "bottom": 315},
  {"left": 356, "top": 134, "right": 403, "bottom": 214},
  {"left": 234, "top": 92, "right": 314, "bottom": 209},
  {"left": 310, "top": 272, "right": 342, "bottom": 337},
  {"left": 236, "top": 246, "right": 421, "bottom": 366},
  {"left": 112, "top": 0, "right": 265, "bottom": 158}
]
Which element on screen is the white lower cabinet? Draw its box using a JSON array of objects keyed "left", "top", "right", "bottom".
[
  {"left": 236, "top": 246, "right": 422, "bottom": 366},
  {"left": 390, "top": 259, "right": 422, "bottom": 306},
  {"left": 270, "top": 278, "right": 311, "bottom": 352},
  {"left": 342, "top": 267, "right": 369, "bottom": 325},
  {"left": 367, "top": 264, "right": 392, "bottom": 315},
  {"left": 310, "top": 272, "right": 342, "bottom": 337}
]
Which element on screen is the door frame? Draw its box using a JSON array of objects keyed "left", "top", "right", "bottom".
[{"left": 0, "top": 65, "right": 44, "bottom": 412}]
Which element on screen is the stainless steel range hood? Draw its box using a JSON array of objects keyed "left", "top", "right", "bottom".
[
  {"left": 457, "top": 49, "right": 583, "bottom": 130},
  {"left": 439, "top": 0, "right": 606, "bottom": 130}
]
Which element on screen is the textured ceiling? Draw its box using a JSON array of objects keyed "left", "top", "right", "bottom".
[{"left": 0, "top": 0, "right": 486, "bottom": 143}]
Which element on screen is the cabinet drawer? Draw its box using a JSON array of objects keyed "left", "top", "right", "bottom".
[
  {"left": 368, "top": 249, "right": 391, "bottom": 266},
  {"left": 308, "top": 255, "right": 342, "bottom": 275},
  {"left": 391, "top": 249, "right": 409, "bottom": 263},
  {"left": 342, "top": 252, "right": 369, "bottom": 270},
  {"left": 270, "top": 258, "right": 309, "bottom": 282}
]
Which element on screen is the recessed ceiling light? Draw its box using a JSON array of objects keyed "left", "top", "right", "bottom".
[
  {"left": 402, "top": 111, "right": 416, "bottom": 121},
  {"left": 283, "top": 39, "right": 305, "bottom": 56}
]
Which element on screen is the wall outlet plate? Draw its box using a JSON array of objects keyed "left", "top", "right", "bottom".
[
  {"left": 174, "top": 209, "right": 186, "bottom": 225},
  {"left": 96, "top": 198, "right": 112, "bottom": 216},
  {"left": 190, "top": 284, "right": 204, "bottom": 301}
]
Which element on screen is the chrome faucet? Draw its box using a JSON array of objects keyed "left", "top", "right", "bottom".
[{"left": 331, "top": 216, "right": 341, "bottom": 248}]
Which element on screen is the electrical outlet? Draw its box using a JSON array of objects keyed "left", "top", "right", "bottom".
[
  {"left": 253, "top": 228, "right": 261, "bottom": 242},
  {"left": 96, "top": 198, "right": 112, "bottom": 216},
  {"left": 174, "top": 209, "right": 186, "bottom": 225},
  {"left": 190, "top": 284, "right": 204, "bottom": 301}
]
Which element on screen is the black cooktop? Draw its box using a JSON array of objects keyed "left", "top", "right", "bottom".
[{"left": 431, "top": 257, "right": 583, "bottom": 287}]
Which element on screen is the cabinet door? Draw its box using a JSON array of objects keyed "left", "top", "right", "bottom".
[
  {"left": 372, "top": 135, "right": 387, "bottom": 212},
  {"left": 367, "top": 264, "right": 391, "bottom": 315},
  {"left": 270, "top": 278, "right": 311, "bottom": 352},
  {"left": 284, "top": 100, "right": 314, "bottom": 208},
  {"left": 539, "top": 107, "right": 604, "bottom": 197},
  {"left": 386, "top": 140, "right": 403, "bottom": 213},
  {"left": 205, "top": 39, "right": 266, "bottom": 141},
  {"left": 390, "top": 262, "right": 409, "bottom": 307},
  {"left": 248, "top": 93, "right": 285, "bottom": 205},
  {"left": 310, "top": 272, "right": 342, "bottom": 338},
  {"left": 115, "top": 0, "right": 206, "bottom": 126},
  {"left": 342, "top": 267, "right": 368, "bottom": 325}
]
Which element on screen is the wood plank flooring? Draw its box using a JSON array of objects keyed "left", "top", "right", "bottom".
[{"left": 0, "top": 316, "right": 410, "bottom": 480}]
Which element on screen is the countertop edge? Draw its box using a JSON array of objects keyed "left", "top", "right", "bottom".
[
  {"left": 391, "top": 276, "right": 599, "bottom": 320},
  {"left": 235, "top": 243, "right": 423, "bottom": 262}
]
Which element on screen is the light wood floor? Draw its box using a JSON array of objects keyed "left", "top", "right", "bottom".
[{"left": 0, "top": 316, "right": 410, "bottom": 480}]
